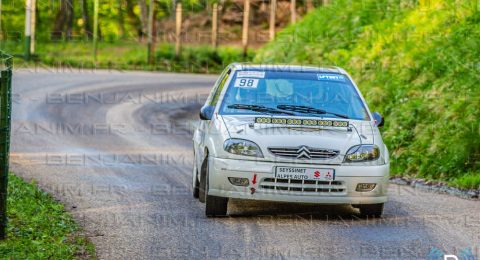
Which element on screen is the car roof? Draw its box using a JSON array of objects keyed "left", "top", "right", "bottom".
[{"left": 229, "top": 63, "right": 348, "bottom": 75}]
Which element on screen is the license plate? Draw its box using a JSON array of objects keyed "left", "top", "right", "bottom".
[{"left": 275, "top": 167, "right": 335, "bottom": 181}]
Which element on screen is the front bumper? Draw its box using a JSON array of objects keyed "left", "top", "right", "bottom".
[{"left": 208, "top": 157, "right": 389, "bottom": 205}]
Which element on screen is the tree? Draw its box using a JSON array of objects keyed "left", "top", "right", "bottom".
[
  {"left": 81, "top": 0, "right": 93, "bottom": 39},
  {"left": 126, "top": 0, "right": 143, "bottom": 38},
  {"left": 52, "top": 0, "right": 75, "bottom": 40},
  {"left": 117, "top": 0, "right": 125, "bottom": 38},
  {"left": 138, "top": 0, "right": 148, "bottom": 38}
]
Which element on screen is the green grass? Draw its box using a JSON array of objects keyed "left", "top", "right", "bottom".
[
  {"left": 449, "top": 174, "right": 480, "bottom": 190},
  {"left": 0, "top": 174, "right": 95, "bottom": 259},
  {"left": 0, "top": 41, "right": 253, "bottom": 73},
  {"left": 256, "top": 0, "right": 480, "bottom": 190}
]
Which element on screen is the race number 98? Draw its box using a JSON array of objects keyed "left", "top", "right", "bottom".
[{"left": 234, "top": 78, "right": 259, "bottom": 89}]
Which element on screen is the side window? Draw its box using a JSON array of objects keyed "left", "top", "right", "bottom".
[{"left": 207, "top": 68, "right": 231, "bottom": 106}]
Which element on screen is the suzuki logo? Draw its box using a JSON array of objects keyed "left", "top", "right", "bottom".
[{"left": 296, "top": 146, "right": 311, "bottom": 159}]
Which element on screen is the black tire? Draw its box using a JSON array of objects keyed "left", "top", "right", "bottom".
[
  {"left": 199, "top": 155, "right": 228, "bottom": 216},
  {"left": 193, "top": 168, "right": 200, "bottom": 199},
  {"left": 198, "top": 156, "right": 208, "bottom": 203},
  {"left": 205, "top": 195, "right": 228, "bottom": 217},
  {"left": 357, "top": 203, "right": 384, "bottom": 218}
]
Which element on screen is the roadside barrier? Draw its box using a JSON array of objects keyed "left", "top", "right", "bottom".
[{"left": 0, "top": 51, "right": 12, "bottom": 239}]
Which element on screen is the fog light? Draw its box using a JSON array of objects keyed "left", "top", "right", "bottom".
[
  {"left": 228, "top": 177, "right": 249, "bottom": 186},
  {"left": 356, "top": 183, "right": 376, "bottom": 192}
]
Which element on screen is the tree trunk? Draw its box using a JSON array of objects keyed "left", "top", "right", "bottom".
[
  {"left": 211, "top": 3, "right": 218, "bottom": 49},
  {"left": 148, "top": 0, "right": 156, "bottom": 64},
  {"left": 126, "top": 0, "right": 142, "bottom": 38},
  {"left": 138, "top": 0, "right": 148, "bottom": 38},
  {"left": 269, "top": 0, "right": 276, "bottom": 41},
  {"left": 30, "top": 0, "right": 36, "bottom": 54},
  {"left": 52, "top": 0, "right": 74, "bottom": 40},
  {"left": 52, "top": 1, "right": 67, "bottom": 39},
  {"left": 0, "top": 0, "right": 3, "bottom": 38},
  {"left": 175, "top": 3, "right": 182, "bottom": 57},
  {"left": 242, "top": 0, "right": 250, "bottom": 58},
  {"left": 290, "top": 0, "right": 296, "bottom": 23},
  {"left": 81, "top": 0, "right": 92, "bottom": 39},
  {"left": 117, "top": 0, "right": 125, "bottom": 38},
  {"left": 65, "top": 0, "right": 74, "bottom": 40},
  {"left": 306, "top": 0, "right": 314, "bottom": 12}
]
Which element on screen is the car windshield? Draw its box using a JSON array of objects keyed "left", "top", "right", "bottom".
[{"left": 219, "top": 70, "right": 370, "bottom": 120}]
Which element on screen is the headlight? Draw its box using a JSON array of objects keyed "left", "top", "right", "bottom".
[
  {"left": 223, "top": 139, "right": 263, "bottom": 157},
  {"left": 344, "top": 145, "right": 380, "bottom": 162}
]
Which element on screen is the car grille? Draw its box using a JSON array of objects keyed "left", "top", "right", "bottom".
[
  {"left": 268, "top": 146, "right": 339, "bottom": 160},
  {"left": 260, "top": 178, "right": 346, "bottom": 194}
]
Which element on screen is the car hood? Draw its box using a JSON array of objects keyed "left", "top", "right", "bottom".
[{"left": 221, "top": 115, "right": 374, "bottom": 164}]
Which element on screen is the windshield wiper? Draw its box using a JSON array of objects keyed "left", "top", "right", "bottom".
[
  {"left": 227, "top": 104, "right": 295, "bottom": 115},
  {"left": 277, "top": 104, "right": 349, "bottom": 119}
]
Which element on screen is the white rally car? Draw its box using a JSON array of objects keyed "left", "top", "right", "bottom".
[{"left": 192, "top": 64, "right": 389, "bottom": 217}]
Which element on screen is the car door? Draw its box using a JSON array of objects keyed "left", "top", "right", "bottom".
[{"left": 193, "top": 67, "right": 232, "bottom": 169}]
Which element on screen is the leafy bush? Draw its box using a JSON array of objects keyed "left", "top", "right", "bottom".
[
  {"left": 256, "top": 0, "right": 480, "bottom": 189},
  {"left": 0, "top": 41, "right": 252, "bottom": 73}
]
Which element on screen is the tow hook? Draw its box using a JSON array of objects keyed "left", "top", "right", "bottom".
[{"left": 250, "top": 173, "right": 257, "bottom": 194}]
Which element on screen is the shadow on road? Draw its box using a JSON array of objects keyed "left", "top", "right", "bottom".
[{"left": 227, "top": 199, "right": 364, "bottom": 220}]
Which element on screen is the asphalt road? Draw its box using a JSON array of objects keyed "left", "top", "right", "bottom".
[{"left": 10, "top": 69, "right": 480, "bottom": 259}]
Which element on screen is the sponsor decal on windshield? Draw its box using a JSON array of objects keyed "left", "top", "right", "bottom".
[
  {"left": 237, "top": 71, "right": 266, "bottom": 78},
  {"left": 317, "top": 74, "right": 346, "bottom": 82},
  {"left": 255, "top": 117, "right": 349, "bottom": 127}
]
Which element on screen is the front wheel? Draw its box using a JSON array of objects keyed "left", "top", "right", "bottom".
[
  {"left": 357, "top": 203, "right": 384, "bottom": 218},
  {"left": 192, "top": 170, "right": 200, "bottom": 199},
  {"left": 200, "top": 156, "right": 228, "bottom": 216},
  {"left": 192, "top": 157, "right": 199, "bottom": 199},
  {"left": 205, "top": 195, "right": 228, "bottom": 217},
  {"left": 198, "top": 156, "right": 208, "bottom": 203}
]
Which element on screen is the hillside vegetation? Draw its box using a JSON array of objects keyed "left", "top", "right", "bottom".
[{"left": 256, "top": 0, "right": 480, "bottom": 189}]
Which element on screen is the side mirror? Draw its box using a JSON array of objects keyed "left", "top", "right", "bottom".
[
  {"left": 372, "top": 112, "right": 384, "bottom": 127},
  {"left": 199, "top": 105, "right": 215, "bottom": 120}
]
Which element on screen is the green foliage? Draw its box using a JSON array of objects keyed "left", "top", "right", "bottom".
[
  {"left": 0, "top": 0, "right": 212, "bottom": 41},
  {"left": 0, "top": 174, "right": 95, "bottom": 259},
  {"left": 0, "top": 40, "right": 251, "bottom": 73},
  {"left": 449, "top": 174, "right": 480, "bottom": 190},
  {"left": 0, "top": 0, "right": 252, "bottom": 73},
  {"left": 256, "top": 0, "right": 480, "bottom": 189}
]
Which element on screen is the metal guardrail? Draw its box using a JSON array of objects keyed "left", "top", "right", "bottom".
[{"left": 0, "top": 51, "right": 12, "bottom": 239}]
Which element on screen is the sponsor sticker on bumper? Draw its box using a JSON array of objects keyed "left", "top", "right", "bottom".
[{"left": 275, "top": 167, "right": 335, "bottom": 181}]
